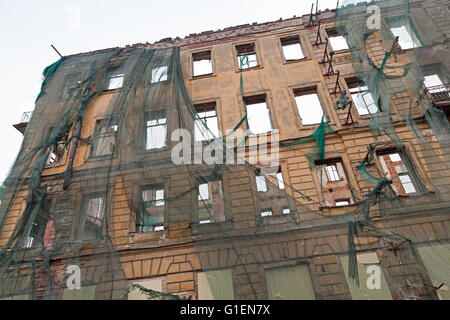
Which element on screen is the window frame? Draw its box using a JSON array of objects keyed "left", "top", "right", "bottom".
[
  {"left": 243, "top": 94, "right": 274, "bottom": 135},
  {"left": 91, "top": 119, "right": 119, "bottom": 158},
  {"left": 191, "top": 50, "right": 214, "bottom": 78},
  {"left": 195, "top": 174, "right": 227, "bottom": 224},
  {"left": 194, "top": 102, "right": 220, "bottom": 142},
  {"left": 279, "top": 35, "right": 306, "bottom": 62},
  {"left": 137, "top": 184, "right": 166, "bottom": 233},
  {"left": 234, "top": 42, "right": 261, "bottom": 71},
  {"left": 293, "top": 87, "right": 327, "bottom": 127},
  {"left": 77, "top": 192, "right": 107, "bottom": 241},
  {"left": 144, "top": 110, "right": 168, "bottom": 151}
]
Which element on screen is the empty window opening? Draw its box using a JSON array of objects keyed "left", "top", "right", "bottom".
[
  {"left": 107, "top": 74, "right": 124, "bottom": 90},
  {"left": 146, "top": 111, "right": 167, "bottom": 150},
  {"left": 424, "top": 74, "right": 447, "bottom": 94},
  {"left": 315, "top": 159, "right": 354, "bottom": 207},
  {"left": 138, "top": 186, "right": 165, "bottom": 232},
  {"left": 193, "top": 51, "right": 213, "bottom": 77},
  {"left": 62, "top": 72, "right": 82, "bottom": 99},
  {"left": 151, "top": 66, "right": 168, "bottom": 83},
  {"left": 81, "top": 195, "right": 106, "bottom": 240},
  {"left": 378, "top": 150, "right": 418, "bottom": 195},
  {"left": 93, "top": 121, "right": 118, "bottom": 157},
  {"left": 46, "top": 129, "right": 68, "bottom": 166},
  {"left": 335, "top": 199, "right": 350, "bottom": 207},
  {"left": 327, "top": 29, "right": 349, "bottom": 51},
  {"left": 197, "top": 178, "right": 225, "bottom": 224},
  {"left": 325, "top": 164, "right": 340, "bottom": 182},
  {"left": 390, "top": 25, "right": 421, "bottom": 50},
  {"left": 236, "top": 43, "right": 258, "bottom": 70},
  {"left": 282, "top": 207, "right": 291, "bottom": 214},
  {"left": 194, "top": 102, "right": 219, "bottom": 141},
  {"left": 281, "top": 36, "right": 305, "bottom": 61},
  {"left": 25, "top": 212, "right": 48, "bottom": 249},
  {"left": 244, "top": 95, "right": 272, "bottom": 135},
  {"left": 256, "top": 175, "right": 267, "bottom": 192},
  {"left": 261, "top": 209, "right": 273, "bottom": 217},
  {"left": 294, "top": 88, "right": 325, "bottom": 125},
  {"left": 256, "top": 167, "right": 285, "bottom": 192},
  {"left": 346, "top": 79, "right": 378, "bottom": 115}
]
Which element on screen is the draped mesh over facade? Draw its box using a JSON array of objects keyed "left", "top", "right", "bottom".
[{"left": 0, "top": 0, "right": 449, "bottom": 300}]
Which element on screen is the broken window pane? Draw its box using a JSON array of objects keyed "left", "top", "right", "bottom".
[
  {"left": 198, "top": 183, "right": 210, "bottom": 200},
  {"left": 277, "top": 172, "right": 285, "bottom": 190},
  {"left": 46, "top": 129, "right": 67, "bottom": 165},
  {"left": 399, "top": 175, "right": 416, "bottom": 194},
  {"left": 236, "top": 43, "right": 258, "bottom": 70},
  {"left": 281, "top": 36, "right": 305, "bottom": 61},
  {"left": 193, "top": 51, "right": 213, "bottom": 76},
  {"left": 378, "top": 150, "right": 419, "bottom": 196},
  {"left": 294, "top": 91, "right": 324, "bottom": 125},
  {"left": 151, "top": 66, "right": 168, "bottom": 83},
  {"left": 256, "top": 176, "right": 267, "bottom": 192},
  {"left": 390, "top": 26, "right": 421, "bottom": 50},
  {"left": 82, "top": 195, "right": 106, "bottom": 240},
  {"left": 93, "top": 122, "right": 118, "bottom": 156},
  {"left": 146, "top": 112, "right": 167, "bottom": 150},
  {"left": 245, "top": 96, "right": 272, "bottom": 134},
  {"left": 108, "top": 74, "right": 124, "bottom": 90},
  {"left": 195, "top": 103, "right": 219, "bottom": 141},
  {"left": 139, "top": 186, "right": 165, "bottom": 232},
  {"left": 315, "top": 159, "right": 354, "bottom": 207},
  {"left": 325, "top": 164, "right": 340, "bottom": 182},
  {"left": 198, "top": 179, "right": 225, "bottom": 223},
  {"left": 349, "top": 85, "right": 378, "bottom": 115}
]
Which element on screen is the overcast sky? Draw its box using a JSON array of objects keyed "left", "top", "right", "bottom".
[{"left": 0, "top": 0, "right": 339, "bottom": 183}]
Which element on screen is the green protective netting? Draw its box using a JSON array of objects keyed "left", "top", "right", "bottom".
[{"left": 0, "top": 0, "right": 448, "bottom": 301}]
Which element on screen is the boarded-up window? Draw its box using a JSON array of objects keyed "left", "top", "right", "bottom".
[
  {"left": 265, "top": 265, "right": 316, "bottom": 300},
  {"left": 198, "top": 269, "right": 234, "bottom": 300},
  {"left": 128, "top": 278, "right": 164, "bottom": 300},
  {"left": 341, "top": 253, "right": 393, "bottom": 300},
  {"left": 198, "top": 179, "right": 225, "bottom": 224},
  {"left": 62, "top": 286, "right": 97, "bottom": 300},
  {"left": 417, "top": 245, "right": 450, "bottom": 300}
]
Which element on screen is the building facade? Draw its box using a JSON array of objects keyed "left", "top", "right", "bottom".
[{"left": 1, "top": 0, "right": 449, "bottom": 300}]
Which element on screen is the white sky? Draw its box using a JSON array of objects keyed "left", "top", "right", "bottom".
[{"left": 0, "top": 0, "right": 338, "bottom": 183}]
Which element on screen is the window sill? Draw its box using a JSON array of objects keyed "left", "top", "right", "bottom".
[
  {"left": 137, "top": 146, "right": 169, "bottom": 155},
  {"left": 282, "top": 57, "right": 311, "bottom": 65},
  {"left": 235, "top": 65, "right": 263, "bottom": 73},
  {"left": 331, "top": 49, "right": 351, "bottom": 55},
  {"left": 149, "top": 80, "right": 169, "bottom": 86},
  {"left": 101, "top": 88, "right": 123, "bottom": 94},
  {"left": 190, "top": 73, "right": 216, "bottom": 81},
  {"left": 86, "top": 153, "right": 116, "bottom": 162}
]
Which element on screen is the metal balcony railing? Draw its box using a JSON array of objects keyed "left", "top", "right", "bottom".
[
  {"left": 425, "top": 84, "right": 450, "bottom": 106},
  {"left": 19, "top": 111, "right": 33, "bottom": 124}
]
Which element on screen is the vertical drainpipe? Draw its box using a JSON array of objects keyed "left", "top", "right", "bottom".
[{"left": 63, "top": 119, "right": 82, "bottom": 190}]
